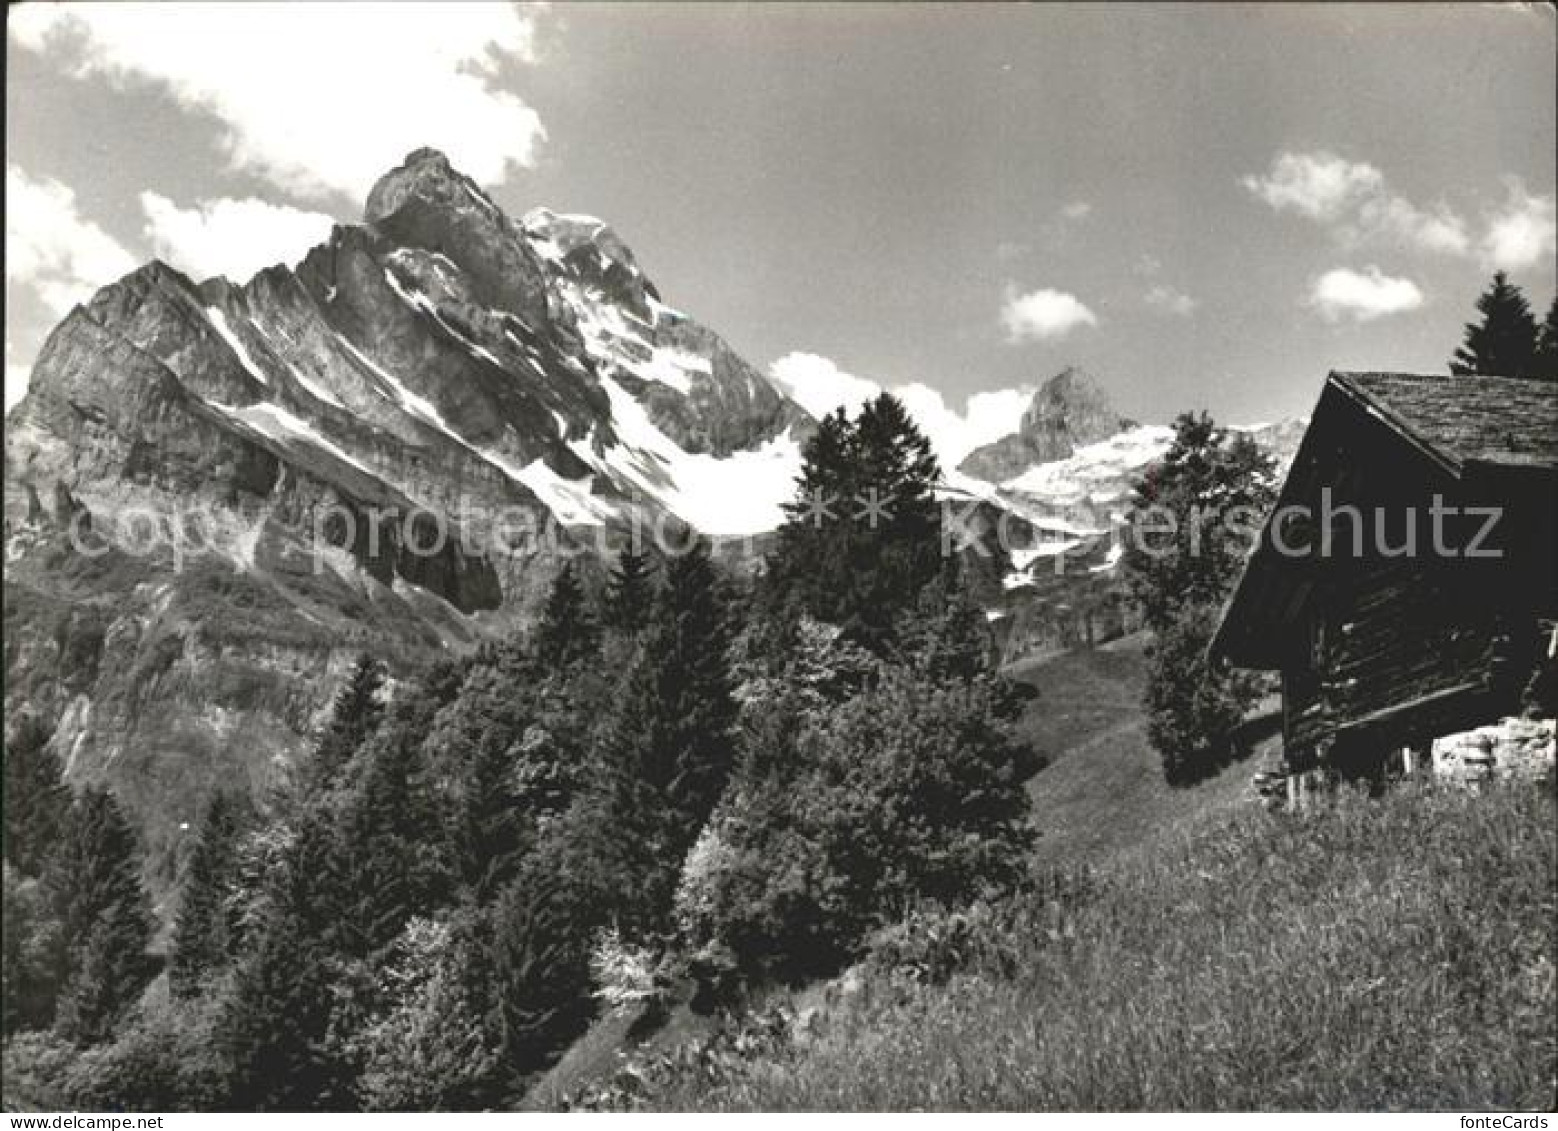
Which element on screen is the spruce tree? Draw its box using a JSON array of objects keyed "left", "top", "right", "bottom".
[
  {"left": 220, "top": 807, "right": 354, "bottom": 1109},
  {"left": 50, "top": 789, "right": 153, "bottom": 1044},
  {"left": 3, "top": 715, "right": 71, "bottom": 877},
  {"left": 1449, "top": 272, "right": 1539, "bottom": 377},
  {"left": 1533, "top": 296, "right": 1558, "bottom": 380},
  {"left": 306, "top": 653, "right": 386, "bottom": 791},
  {"left": 769, "top": 394, "right": 944, "bottom": 646},
  {"left": 170, "top": 792, "right": 249, "bottom": 997},
  {"left": 334, "top": 713, "right": 450, "bottom": 953},
  {"left": 596, "top": 539, "right": 737, "bottom": 933},
  {"left": 603, "top": 547, "right": 656, "bottom": 635},
  {"left": 1123, "top": 412, "right": 1275, "bottom": 635},
  {"left": 2, "top": 863, "right": 68, "bottom": 1034},
  {"left": 535, "top": 562, "right": 597, "bottom": 667},
  {"left": 903, "top": 562, "right": 992, "bottom": 684},
  {"left": 221, "top": 903, "right": 350, "bottom": 1110},
  {"left": 1123, "top": 412, "right": 1275, "bottom": 784}
]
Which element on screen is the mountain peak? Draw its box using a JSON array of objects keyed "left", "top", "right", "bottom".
[
  {"left": 958, "top": 366, "right": 1134, "bottom": 481},
  {"left": 364, "top": 146, "right": 497, "bottom": 228}
]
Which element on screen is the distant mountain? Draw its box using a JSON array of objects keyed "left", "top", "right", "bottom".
[
  {"left": 959, "top": 367, "right": 1135, "bottom": 482},
  {"left": 3, "top": 148, "right": 817, "bottom": 892},
  {"left": 2, "top": 146, "right": 1305, "bottom": 892},
  {"left": 946, "top": 372, "right": 1304, "bottom": 661}
]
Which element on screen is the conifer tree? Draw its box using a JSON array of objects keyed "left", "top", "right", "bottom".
[
  {"left": 333, "top": 715, "right": 451, "bottom": 955},
  {"left": 1533, "top": 296, "right": 1558, "bottom": 380},
  {"left": 1449, "top": 272, "right": 1539, "bottom": 377},
  {"left": 51, "top": 789, "right": 153, "bottom": 1044},
  {"left": 221, "top": 903, "right": 350, "bottom": 1110},
  {"left": 170, "top": 792, "right": 249, "bottom": 997},
  {"left": 903, "top": 562, "right": 992, "bottom": 684},
  {"left": 595, "top": 539, "right": 737, "bottom": 933},
  {"left": 535, "top": 562, "right": 597, "bottom": 667},
  {"left": 220, "top": 808, "right": 354, "bottom": 1109},
  {"left": 769, "top": 394, "right": 944, "bottom": 646},
  {"left": 1123, "top": 412, "right": 1275, "bottom": 635},
  {"left": 487, "top": 865, "right": 597, "bottom": 1083},
  {"left": 307, "top": 654, "right": 386, "bottom": 791},
  {"left": 1123, "top": 412, "right": 1275, "bottom": 784},
  {"left": 2, "top": 863, "right": 68, "bottom": 1034},
  {"left": 3, "top": 715, "right": 71, "bottom": 877},
  {"left": 602, "top": 547, "right": 656, "bottom": 635}
]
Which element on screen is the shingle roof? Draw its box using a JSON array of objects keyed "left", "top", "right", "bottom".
[{"left": 1331, "top": 371, "right": 1558, "bottom": 473}]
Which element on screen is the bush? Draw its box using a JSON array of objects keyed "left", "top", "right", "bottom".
[
  {"left": 1145, "top": 608, "right": 1262, "bottom": 785},
  {"left": 675, "top": 669, "right": 1037, "bottom": 980}
]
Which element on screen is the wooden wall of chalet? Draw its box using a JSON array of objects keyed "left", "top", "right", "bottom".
[{"left": 1273, "top": 398, "right": 1550, "bottom": 772}]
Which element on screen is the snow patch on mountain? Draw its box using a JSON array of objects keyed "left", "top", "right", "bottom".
[
  {"left": 576, "top": 376, "right": 803, "bottom": 537},
  {"left": 206, "top": 307, "right": 269, "bottom": 387}
]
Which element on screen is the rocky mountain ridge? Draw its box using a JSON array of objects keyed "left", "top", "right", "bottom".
[{"left": 3, "top": 148, "right": 1303, "bottom": 895}]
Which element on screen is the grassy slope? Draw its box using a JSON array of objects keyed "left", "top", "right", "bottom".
[
  {"left": 589, "top": 638, "right": 1556, "bottom": 1110},
  {"left": 1006, "top": 632, "right": 1266, "bottom": 871},
  {"left": 631, "top": 781, "right": 1556, "bottom": 1111}
]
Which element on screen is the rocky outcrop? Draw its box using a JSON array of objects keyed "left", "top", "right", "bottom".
[
  {"left": 1432, "top": 717, "right": 1556, "bottom": 784},
  {"left": 959, "top": 368, "right": 1134, "bottom": 482},
  {"left": 4, "top": 147, "right": 818, "bottom": 897}
]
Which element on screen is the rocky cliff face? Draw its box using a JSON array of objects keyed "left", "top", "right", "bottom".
[
  {"left": 959, "top": 368, "right": 1135, "bottom": 482},
  {"left": 3, "top": 148, "right": 815, "bottom": 896},
  {"left": 3, "top": 146, "right": 1306, "bottom": 896}
]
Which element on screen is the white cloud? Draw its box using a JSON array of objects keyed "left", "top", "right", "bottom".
[
  {"left": 11, "top": 2, "right": 547, "bottom": 203},
  {"left": 1347, "top": 194, "right": 1469, "bottom": 255},
  {"left": 1144, "top": 284, "right": 1197, "bottom": 316},
  {"left": 1242, "top": 152, "right": 1384, "bottom": 220},
  {"left": 767, "top": 352, "right": 1032, "bottom": 466},
  {"left": 1243, "top": 150, "right": 1558, "bottom": 264},
  {"left": 140, "top": 193, "right": 336, "bottom": 282},
  {"left": 6, "top": 339, "right": 31, "bottom": 413},
  {"left": 1309, "top": 267, "right": 1424, "bottom": 323},
  {"left": 768, "top": 352, "right": 882, "bottom": 420},
  {"left": 892, "top": 383, "right": 1035, "bottom": 466},
  {"left": 1000, "top": 287, "right": 1098, "bottom": 342},
  {"left": 1480, "top": 180, "right": 1557, "bottom": 271},
  {"left": 6, "top": 164, "right": 136, "bottom": 317}
]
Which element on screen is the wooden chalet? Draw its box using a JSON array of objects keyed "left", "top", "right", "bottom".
[{"left": 1211, "top": 371, "right": 1558, "bottom": 783}]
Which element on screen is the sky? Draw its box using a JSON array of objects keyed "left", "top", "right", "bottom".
[{"left": 6, "top": 2, "right": 1556, "bottom": 452}]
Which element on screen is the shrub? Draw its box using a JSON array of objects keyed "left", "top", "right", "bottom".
[{"left": 676, "top": 669, "right": 1037, "bottom": 980}]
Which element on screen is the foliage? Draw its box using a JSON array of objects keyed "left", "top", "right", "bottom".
[
  {"left": 170, "top": 792, "right": 250, "bottom": 998},
  {"left": 676, "top": 670, "right": 1036, "bottom": 980},
  {"left": 60, "top": 986, "right": 231, "bottom": 1112},
  {"left": 352, "top": 915, "right": 503, "bottom": 1112},
  {"left": 615, "top": 781, "right": 1558, "bottom": 1112},
  {"left": 1124, "top": 411, "right": 1274, "bottom": 782},
  {"left": 305, "top": 653, "right": 386, "bottom": 792},
  {"left": 50, "top": 789, "right": 154, "bottom": 1046},
  {"left": 594, "top": 538, "right": 738, "bottom": 935},
  {"left": 602, "top": 547, "right": 657, "bottom": 636},
  {"left": 1449, "top": 271, "right": 1543, "bottom": 378},
  {"left": 2, "top": 715, "right": 70, "bottom": 877},
  {"left": 768, "top": 394, "right": 944, "bottom": 647},
  {"left": 536, "top": 562, "right": 598, "bottom": 668},
  {"left": 1144, "top": 606, "right": 1264, "bottom": 785},
  {"left": 1534, "top": 296, "right": 1558, "bottom": 380},
  {"left": 1123, "top": 411, "right": 1275, "bottom": 635},
  {"left": 2, "top": 864, "right": 68, "bottom": 1035},
  {"left": 589, "top": 927, "right": 663, "bottom": 1013}
]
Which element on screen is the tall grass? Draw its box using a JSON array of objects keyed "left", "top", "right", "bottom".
[{"left": 624, "top": 781, "right": 1556, "bottom": 1111}]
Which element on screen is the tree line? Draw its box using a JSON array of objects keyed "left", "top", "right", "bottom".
[{"left": 2, "top": 392, "right": 1038, "bottom": 1111}]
